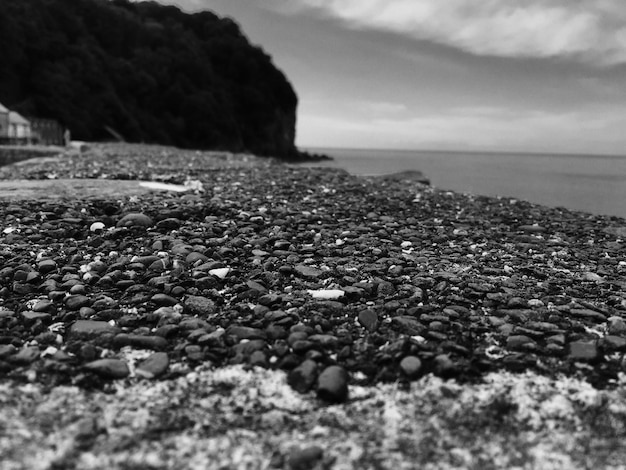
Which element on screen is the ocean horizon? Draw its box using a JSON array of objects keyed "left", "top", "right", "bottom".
[{"left": 301, "top": 147, "right": 626, "bottom": 219}]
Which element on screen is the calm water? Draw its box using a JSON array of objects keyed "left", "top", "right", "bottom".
[{"left": 301, "top": 147, "right": 626, "bottom": 219}]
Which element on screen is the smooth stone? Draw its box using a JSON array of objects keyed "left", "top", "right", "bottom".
[
  {"left": 84, "top": 358, "right": 130, "bottom": 379},
  {"left": 518, "top": 225, "right": 546, "bottom": 233},
  {"left": 64, "top": 295, "right": 91, "bottom": 311},
  {"left": 399, "top": 355, "right": 422, "bottom": 378},
  {"left": 295, "top": 265, "right": 324, "bottom": 279},
  {"left": 183, "top": 295, "right": 216, "bottom": 316},
  {"left": 248, "top": 350, "right": 267, "bottom": 367},
  {"left": 151, "top": 293, "right": 179, "bottom": 307},
  {"left": 569, "top": 309, "right": 607, "bottom": 323},
  {"left": 506, "top": 335, "right": 536, "bottom": 350},
  {"left": 37, "top": 259, "right": 57, "bottom": 274},
  {"left": 156, "top": 218, "right": 181, "bottom": 230},
  {"left": 317, "top": 365, "right": 349, "bottom": 403},
  {"left": 569, "top": 341, "right": 599, "bottom": 361},
  {"left": 209, "top": 267, "right": 231, "bottom": 279},
  {"left": 9, "top": 346, "right": 40, "bottom": 364},
  {"left": 307, "top": 289, "right": 344, "bottom": 300},
  {"left": 113, "top": 333, "right": 168, "bottom": 351},
  {"left": 32, "top": 300, "right": 55, "bottom": 312},
  {"left": 358, "top": 309, "right": 379, "bottom": 332},
  {"left": 19, "top": 311, "right": 52, "bottom": 323},
  {"left": 601, "top": 335, "right": 626, "bottom": 351},
  {"left": 226, "top": 326, "right": 267, "bottom": 340},
  {"left": 608, "top": 316, "right": 626, "bottom": 336},
  {"left": 116, "top": 213, "right": 153, "bottom": 228},
  {"left": 136, "top": 352, "right": 169, "bottom": 378},
  {"left": 70, "top": 320, "right": 119, "bottom": 337},
  {"left": 287, "top": 359, "right": 318, "bottom": 393}
]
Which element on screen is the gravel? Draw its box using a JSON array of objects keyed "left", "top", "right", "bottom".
[{"left": 1, "top": 142, "right": 626, "bottom": 468}]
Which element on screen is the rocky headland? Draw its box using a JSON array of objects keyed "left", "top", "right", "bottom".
[{"left": 1, "top": 143, "right": 626, "bottom": 469}]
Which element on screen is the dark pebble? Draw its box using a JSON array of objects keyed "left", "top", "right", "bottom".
[
  {"left": 116, "top": 213, "right": 154, "bottom": 228},
  {"left": 288, "top": 359, "right": 318, "bottom": 393},
  {"left": 358, "top": 309, "right": 379, "bottom": 332},
  {"left": 113, "top": 333, "right": 168, "bottom": 351},
  {"left": 317, "top": 365, "right": 349, "bottom": 403}
]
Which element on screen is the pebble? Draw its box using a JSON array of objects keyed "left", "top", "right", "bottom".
[
  {"left": 136, "top": 352, "right": 169, "bottom": 378},
  {"left": 295, "top": 265, "right": 324, "bottom": 279},
  {"left": 307, "top": 289, "right": 344, "bottom": 300},
  {"left": 116, "top": 212, "right": 154, "bottom": 228},
  {"left": 84, "top": 358, "right": 130, "bottom": 379},
  {"left": 569, "top": 341, "right": 599, "bottom": 361},
  {"left": 69, "top": 320, "right": 119, "bottom": 338},
  {"left": 2, "top": 143, "right": 626, "bottom": 392},
  {"left": 399, "top": 355, "right": 422, "bottom": 379},
  {"left": 288, "top": 359, "right": 318, "bottom": 393},
  {"left": 183, "top": 295, "right": 216, "bottom": 316},
  {"left": 316, "top": 365, "right": 349, "bottom": 403},
  {"left": 65, "top": 295, "right": 91, "bottom": 311},
  {"left": 112, "top": 333, "right": 168, "bottom": 350},
  {"left": 357, "top": 309, "right": 379, "bottom": 332}
]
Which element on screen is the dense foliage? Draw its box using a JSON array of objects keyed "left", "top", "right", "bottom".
[{"left": 0, "top": 0, "right": 300, "bottom": 157}]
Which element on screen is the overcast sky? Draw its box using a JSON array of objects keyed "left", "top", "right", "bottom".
[{"left": 148, "top": 0, "right": 626, "bottom": 154}]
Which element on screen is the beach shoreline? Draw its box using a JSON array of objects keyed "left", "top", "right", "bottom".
[{"left": 0, "top": 143, "right": 625, "bottom": 468}]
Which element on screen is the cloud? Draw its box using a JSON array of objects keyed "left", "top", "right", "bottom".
[
  {"left": 283, "top": 0, "right": 626, "bottom": 65},
  {"left": 297, "top": 103, "right": 626, "bottom": 154}
]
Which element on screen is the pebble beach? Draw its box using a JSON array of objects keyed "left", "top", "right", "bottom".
[{"left": 1, "top": 143, "right": 626, "bottom": 469}]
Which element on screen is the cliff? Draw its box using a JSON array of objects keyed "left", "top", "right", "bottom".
[{"left": 0, "top": 0, "right": 303, "bottom": 158}]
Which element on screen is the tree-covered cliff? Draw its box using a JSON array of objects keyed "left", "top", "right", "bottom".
[{"left": 0, "top": 0, "right": 302, "bottom": 158}]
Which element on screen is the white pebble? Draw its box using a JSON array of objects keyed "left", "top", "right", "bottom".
[
  {"left": 209, "top": 267, "right": 231, "bottom": 279},
  {"left": 307, "top": 289, "right": 345, "bottom": 300}
]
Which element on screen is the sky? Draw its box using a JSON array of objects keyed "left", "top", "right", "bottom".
[{"left": 145, "top": 0, "right": 626, "bottom": 154}]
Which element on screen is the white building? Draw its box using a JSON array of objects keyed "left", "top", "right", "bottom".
[
  {"left": 0, "top": 102, "right": 9, "bottom": 139},
  {"left": 8, "top": 111, "right": 31, "bottom": 141}
]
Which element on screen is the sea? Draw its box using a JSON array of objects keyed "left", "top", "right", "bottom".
[{"left": 299, "top": 147, "right": 626, "bottom": 220}]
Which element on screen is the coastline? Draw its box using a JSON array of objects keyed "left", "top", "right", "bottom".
[{"left": 1, "top": 143, "right": 625, "bottom": 469}]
